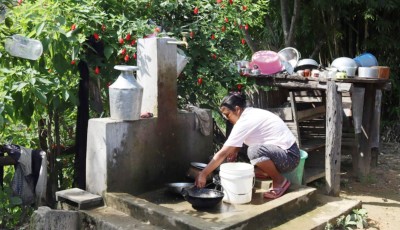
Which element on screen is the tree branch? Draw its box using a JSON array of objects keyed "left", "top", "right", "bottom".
[
  {"left": 280, "top": 0, "right": 290, "bottom": 43},
  {"left": 287, "top": 0, "right": 301, "bottom": 47},
  {"left": 242, "top": 28, "right": 258, "bottom": 53}
]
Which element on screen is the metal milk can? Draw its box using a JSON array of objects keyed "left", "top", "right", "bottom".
[{"left": 109, "top": 65, "right": 143, "bottom": 120}]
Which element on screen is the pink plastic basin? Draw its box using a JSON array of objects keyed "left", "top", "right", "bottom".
[{"left": 250, "top": 51, "right": 282, "bottom": 75}]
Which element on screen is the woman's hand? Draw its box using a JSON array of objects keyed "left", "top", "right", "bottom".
[{"left": 195, "top": 171, "right": 207, "bottom": 188}]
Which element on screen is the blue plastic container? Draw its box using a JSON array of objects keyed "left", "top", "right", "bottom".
[{"left": 353, "top": 53, "right": 378, "bottom": 67}]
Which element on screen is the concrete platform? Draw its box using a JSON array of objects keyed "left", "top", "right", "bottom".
[
  {"left": 104, "top": 185, "right": 319, "bottom": 230},
  {"left": 271, "top": 194, "right": 362, "bottom": 230}
]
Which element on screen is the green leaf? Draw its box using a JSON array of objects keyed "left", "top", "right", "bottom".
[
  {"left": 63, "top": 89, "right": 70, "bottom": 101},
  {"left": 12, "top": 82, "right": 28, "bottom": 92},
  {"left": 53, "top": 53, "right": 67, "bottom": 75},
  {"left": 36, "top": 22, "right": 46, "bottom": 36},
  {"left": 104, "top": 45, "right": 114, "bottom": 60},
  {"left": 33, "top": 88, "right": 47, "bottom": 104},
  {"left": 38, "top": 78, "right": 52, "bottom": 85},
  {"left": 5, "top": 17, "right": 13, "bottom": 28}
]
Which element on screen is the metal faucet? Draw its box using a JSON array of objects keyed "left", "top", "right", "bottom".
[{"left": 167, "top": 32, "right": 189, "bottom": 48}]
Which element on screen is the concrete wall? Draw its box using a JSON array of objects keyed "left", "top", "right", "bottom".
[{"left": 86, "top": 111, "right": 213, "bottom": 196}]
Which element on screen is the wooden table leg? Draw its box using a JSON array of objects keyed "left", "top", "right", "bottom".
[
  {"left": 355, "top": 84, "right": 376, "bottom": 179},
  {"left": 325, "top": 81, "right": 343, "bottom": 196}
]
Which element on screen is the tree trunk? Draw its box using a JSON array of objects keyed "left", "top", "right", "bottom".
[
  {"left": 74, "top": 61, "right": 90, "bottom": 189},
  {"left": 281, "top": 0, "right": 301, "bottom": 47}
]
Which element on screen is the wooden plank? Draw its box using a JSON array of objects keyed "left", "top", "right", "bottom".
[
  {"left": 297, "top": 106, "right": 326, "bottom": 122},
  {"left": 267, "top": 107, "right": 293, "bottom": 120},
  {"left": 325, "top": 80, "right": 342, "bottom": 196},
  {"left": 301, "top": 139, "right": 326, "bottom": 152},
  {"left": 304, "top": 167, "right": 325, "bottom": 184},
  {"left": 289, "top": 91, "right": 301, "bottom": 147}
]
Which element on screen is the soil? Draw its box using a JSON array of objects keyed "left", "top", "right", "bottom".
[{"left": 331, "top": 142, "right": 400, "bottom": 230}]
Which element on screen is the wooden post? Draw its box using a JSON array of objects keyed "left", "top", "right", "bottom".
[
  {"left": 325, "top": 80, "right": 342, "bottom": 196},
  {"left": 355, "top": 84, "right": 376, "bottom": 178}
]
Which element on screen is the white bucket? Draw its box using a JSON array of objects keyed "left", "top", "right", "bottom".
[{"left": 219, "top": 163, "right": 254, "bottom": 204}]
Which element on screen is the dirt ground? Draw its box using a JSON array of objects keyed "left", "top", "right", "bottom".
[{"left": 337, "top": 142, "right": 400, "bottom": 230}]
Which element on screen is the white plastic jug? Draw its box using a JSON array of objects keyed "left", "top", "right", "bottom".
[{"left": 5, "top": 35, "right": 43, "bottom": 60}]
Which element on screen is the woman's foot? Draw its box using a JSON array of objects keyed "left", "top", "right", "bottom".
[{"left": 263, "top": 178, "right": 291, "bottom": 199}]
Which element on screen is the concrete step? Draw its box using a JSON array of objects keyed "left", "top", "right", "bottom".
[
  {"left": 56, "top": 188, "right": 103, "bottom": 210},
  {"left": 81, "top": 206, "right": 164, "bottom": 230},
  {"left": 103, "top": 184, "right": 319, "bottom": 230},
  {"left": 271, "top": 194, "right": 362, "bottom": 230}
]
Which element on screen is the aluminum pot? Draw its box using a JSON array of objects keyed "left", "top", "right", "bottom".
[
  {"left": 181, "top": 187, "right": 224, "bottom": 209},
  {"left": 165, "top": 182, "right": 194, "bottom": 195},
  {"left": 186, "top": 162, "right": 217, "bottom": 182}
]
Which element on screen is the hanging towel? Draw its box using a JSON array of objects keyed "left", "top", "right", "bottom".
[{"left": 186, "top": 105, "right": 212, "bottom": 136}]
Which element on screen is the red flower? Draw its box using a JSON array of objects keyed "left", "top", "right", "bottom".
[
  {"left": 101, "top": 24, "right": 106, "bottom": 32},
  {"left": 229, "top": 0, "right": 233, "bottom": 5},
  {"left": 245, "top": 24, "right": 249, "bottom": 30},
  {"left": 118, "top": 38, "right": 124, "bottom": 44},
  {"left": 125, "top": 34, "right": 131, "bottom": 41},
  {"left": 93, "top": 33, "right": 100, "bottom": 41},
  {"left": 154, "top": 27, "right": 161, "bottom": 33},
  {"left": 224, "top": 17, "right": 229, "bottom": 23},
  {"left": 133, "top": 53, "right": 137, "bottom": 59},
  {"left": 241, "top": 38, "right": 246, "bottom": 45},
  {"left": 221, "top": 26, "right": 226, "bottom": 32},
  {"left": 211, "top": 53, "right": 217, "bottom": 59},
  {"left": 242, "top": 5, "right": 247, "bottom": 11},
  {"left": 124, "top": 55, "right": 130, "bottom": 62},
  {"left": 193, "top": 7, "right": 199, "bottom": 15},
  {"left": 197, "top": 78, "right": 203, "bottom": 85},
  {"left": 237, "top": 84, "right": 243, "bottom": 90},
  {"left": 190, "top": 31, "right": 195, "bottom": 39},
  {"left": 217, "top": 0, "right": 222, "bottom": 3},
  {"left": 70, "top": 60, "right": 76, "bottom": 65},
  {"left": 211, "top": 34, "right": 216, "bottom": 40},
  {"left": 130, "top": 39, "right": 136, "bottom": 46},
  {"left": 94, "top": 66, "right": 100, "bottom": 74},
  {"left": 71, "top": 24, "right": 76, "bottom": 31},
  {"left": 121, "top": 48, "right": 126, "bottom": 55}
]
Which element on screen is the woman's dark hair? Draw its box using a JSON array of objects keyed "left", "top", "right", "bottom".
[{"left": 220, "top": 92, "right": 247, "bottom": 110}]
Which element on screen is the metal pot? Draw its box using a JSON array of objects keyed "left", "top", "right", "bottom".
[
  {"left": 181, "top": 187, "right": 224, "bottom": 209},
  {"left": 186, "top": 162, "right": 218, "bottom": 182},
  {"left": 165, "top": 182, "right": 194, "bottom": 195}
]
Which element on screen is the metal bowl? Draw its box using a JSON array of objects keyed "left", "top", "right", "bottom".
[
  {"left": 278, "top": 47, "right": 301, "bottom": 68},
  {"left": 165, "top": 182, "right": 194, "bottom": 195}
]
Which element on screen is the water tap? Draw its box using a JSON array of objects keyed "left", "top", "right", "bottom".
[{"left": 167, "top": 32, "right": 189, "bottom": 48}]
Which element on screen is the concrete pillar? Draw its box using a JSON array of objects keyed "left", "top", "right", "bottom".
[{"left": 137, "top": 37, "right": 178, "bottom": 118}]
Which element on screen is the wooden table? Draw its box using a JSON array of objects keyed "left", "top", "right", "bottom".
[{"left": 251, "top": 74, "right": 390, "bottom": 196}]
